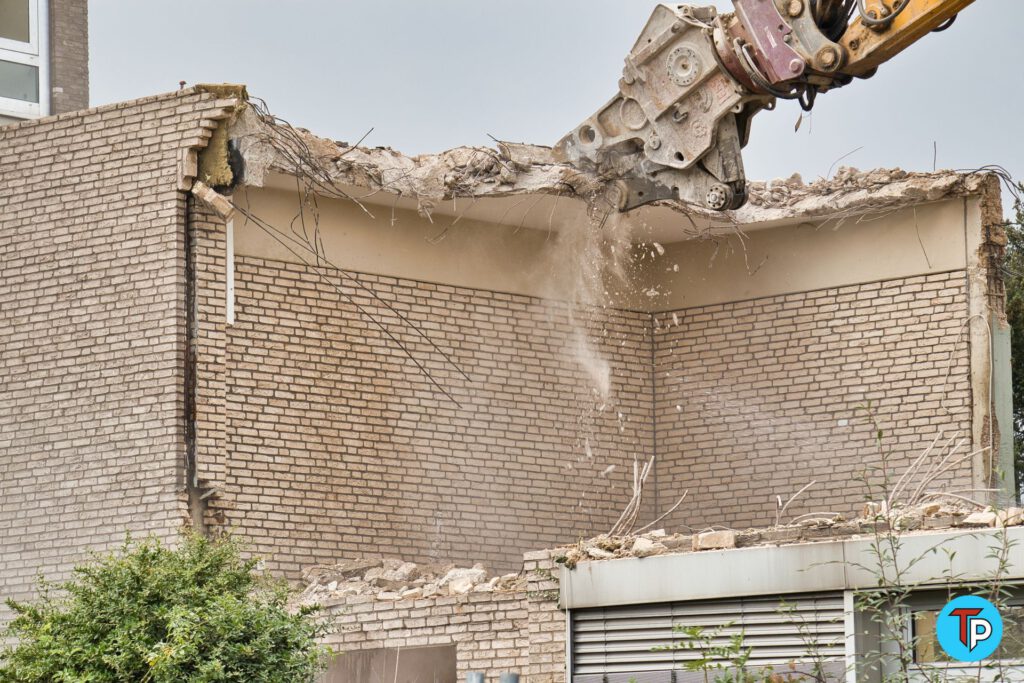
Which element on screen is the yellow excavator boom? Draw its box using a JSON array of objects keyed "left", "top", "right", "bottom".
[{"left": 554, "top": 0, "right": 978, "bottom": 212}]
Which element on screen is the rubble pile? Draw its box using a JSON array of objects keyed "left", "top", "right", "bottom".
[
  {"left": 554, "top": 501, "right": 1024, "bottom": 569},
  {"left": 231, "top": 102, "right": 995, "bottom": 228},
  {"left": 738, "top": 166, "right": 992, "bottom": 223},
  {"left": 295, "top": 558, "right": 525, "bottom": 606}
]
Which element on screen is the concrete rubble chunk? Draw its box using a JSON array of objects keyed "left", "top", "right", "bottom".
[
  {"left": 440, "top": 566, "right": 487, "bottom": 595},
  {"left": 693, "top": 530, "right": 737, "bottom": 551},
  {"left": 961, "top": 510, "right": 998, "bottom": 527},
  {"left": 302, "top": 558, "right": 382, "bottom": 585},
  {"left": 997, "top": 508, "right": 1024, "bottom": 527},
  {"left": 631, "top": 537, "right": 667, "bottom": 558}
]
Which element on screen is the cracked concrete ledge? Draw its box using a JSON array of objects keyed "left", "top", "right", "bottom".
[
  {"left": 739, "top": 167, "right": 993, "bottom": 224},
  {"left": 229, "top": 105, "right": 995, "bottom": 227}
]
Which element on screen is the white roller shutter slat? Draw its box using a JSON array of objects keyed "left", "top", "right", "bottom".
[{"left": 571, "top": 592, "right": 846, "bottom": 680}]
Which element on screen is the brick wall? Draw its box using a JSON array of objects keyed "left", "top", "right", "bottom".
[
  {"left": 49, "top": 0, "right": 89, "bottom": 113},
  {"left": 653, "top": 271, "right": 973, "bottom": 530},
  {"left": 0, "top": 90, "right": 237, "bottom": 620},
  {"left": 197, "top": 252, "right": 653, "bottom": 576},
  {"left": 320, "top": 551, "right": 565, "bottom": 682}
]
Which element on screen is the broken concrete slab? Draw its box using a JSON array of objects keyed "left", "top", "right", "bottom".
[
  {"left": 229, "top": 103, "right": 996, "bottom": 229},
  {"left": 302, "top": 557, "right": 382, "bottom": 585},
  {"left": 961, "top": 510, "right": 998, "bottom": 527},
  {"left": 631, "top": 536, "right": 667, "bottom": 557},
  {"left": 692, "top": 530, "right": 738, "bottom": 551}
]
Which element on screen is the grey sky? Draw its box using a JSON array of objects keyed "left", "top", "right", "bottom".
[{"left": 91, "top": 0, "right": 1022, "bottom": 211}]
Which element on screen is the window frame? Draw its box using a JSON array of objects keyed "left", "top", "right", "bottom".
[
  {"left": 904, "top": 587, "right": 1024, "bottom": 675},
  {"left": 0, "top": 0, "right": 46, "bottom": 119},
  {"left": 0, "top": 0, "right": 39, "bottom": 55}
]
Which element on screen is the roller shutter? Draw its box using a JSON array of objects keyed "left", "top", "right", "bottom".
[{"left": 571, "top": 592, "right": 847, "bottom": 683}]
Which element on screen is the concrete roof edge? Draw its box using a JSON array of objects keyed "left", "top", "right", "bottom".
[{"left": 228, "top": 98, "right": 996, "bottom": 228}]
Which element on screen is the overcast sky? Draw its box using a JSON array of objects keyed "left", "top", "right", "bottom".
[{"left": 90, "top": 0, "right": 1021, "bottom": 212}]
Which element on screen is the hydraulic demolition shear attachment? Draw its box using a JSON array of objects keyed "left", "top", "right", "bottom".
[{"left": 554, "top": 0, "right": 972, "bottom": 212}]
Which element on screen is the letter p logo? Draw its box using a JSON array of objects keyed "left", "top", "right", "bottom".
[
  {"left": 938, "top": 597, "right": 1003, "bottom": 662},
  {"left": 969, "top": 618, "right": 993, "bottom": 650}
]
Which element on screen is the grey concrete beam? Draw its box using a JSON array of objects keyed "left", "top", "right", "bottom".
[{"left": 560, "top": 527, "right": 1024, "bottom": 609}]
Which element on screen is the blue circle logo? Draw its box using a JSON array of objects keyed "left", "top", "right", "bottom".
[{"left": 935, "top": 596, "right": 1003, "bottom": 662}]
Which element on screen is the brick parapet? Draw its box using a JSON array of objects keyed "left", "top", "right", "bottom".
[{"left": 0, "top": 89, "right": 241, "bottom": 623}]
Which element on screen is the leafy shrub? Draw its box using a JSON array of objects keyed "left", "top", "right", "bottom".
[{"left": 0, "top": 533, "right": 330, "bottom": 682}]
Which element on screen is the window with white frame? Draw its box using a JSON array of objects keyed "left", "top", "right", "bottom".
[{"left": 0, "top": 0, "right": 45, "bottom": 119}]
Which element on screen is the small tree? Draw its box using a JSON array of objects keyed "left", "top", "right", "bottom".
[{"left": 0, "top": 532, "right": 330, "bottom": 682}]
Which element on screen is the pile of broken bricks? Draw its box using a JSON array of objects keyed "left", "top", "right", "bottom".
[
  {"left": 294, "top": 558, "right": 525, "bottom": 607},
  {"left": 293, "top": 502, "right": 1024, "bottom": 605},
  {"left": 554, "top": 501, "right": 1024, "bottom": 569}
]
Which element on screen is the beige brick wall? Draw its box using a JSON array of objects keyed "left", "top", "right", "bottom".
[
  {"left": 320, "top": 551, "right": 565, "bottom": 682},
  {"left": 49, "top": 0, "right": 89, "bottom": 114},
  {"left": 190, "top": 202, "right": 230, "bottom": 527},
  {"left": 653, "top": 271, "right": 973, "bottom": 530},
  {"left": 189, "top": 208, "right": 983, "bottom": 577},
  {"left": 197, "top": 252, "right": 653, "bottom": 576},
  {"left": 0, "top": 90, "right": 237, "bottom": 621}
]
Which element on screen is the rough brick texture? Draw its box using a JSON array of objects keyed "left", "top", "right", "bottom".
[
  {"left": 654, "top": 271, "right": 973, "bottom": 530},
  {"left": 49, "top": 0, "right": 89, "bottom": 114},
  {"left": 193, "top": 251, "right": 653, "bottom": 576},
  {"left": 0, "top": 90, "right": 236, "bottom": 621},
  {"left": 321, "top": 551, "right": 565, "bottom": 682}
]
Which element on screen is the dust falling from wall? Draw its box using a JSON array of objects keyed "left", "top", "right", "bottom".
[
  {"left": 535, "top": 202, "right": 639, "bottom": 403},
  {"left": 523, "top": 198, "right": 653, "bottom": 533}
]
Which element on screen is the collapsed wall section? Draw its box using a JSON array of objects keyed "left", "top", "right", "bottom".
[{"left": 0, "top": 89, "right": 239, "bottom": 621}]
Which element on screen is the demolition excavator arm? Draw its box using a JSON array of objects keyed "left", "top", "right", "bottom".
[{"left": 554, "top": 0, "right": 975, "bottom": 212}]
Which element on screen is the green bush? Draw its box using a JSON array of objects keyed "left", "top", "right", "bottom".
[{"left": 0, "top": 533, "right": 330, "bottom": 682}]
